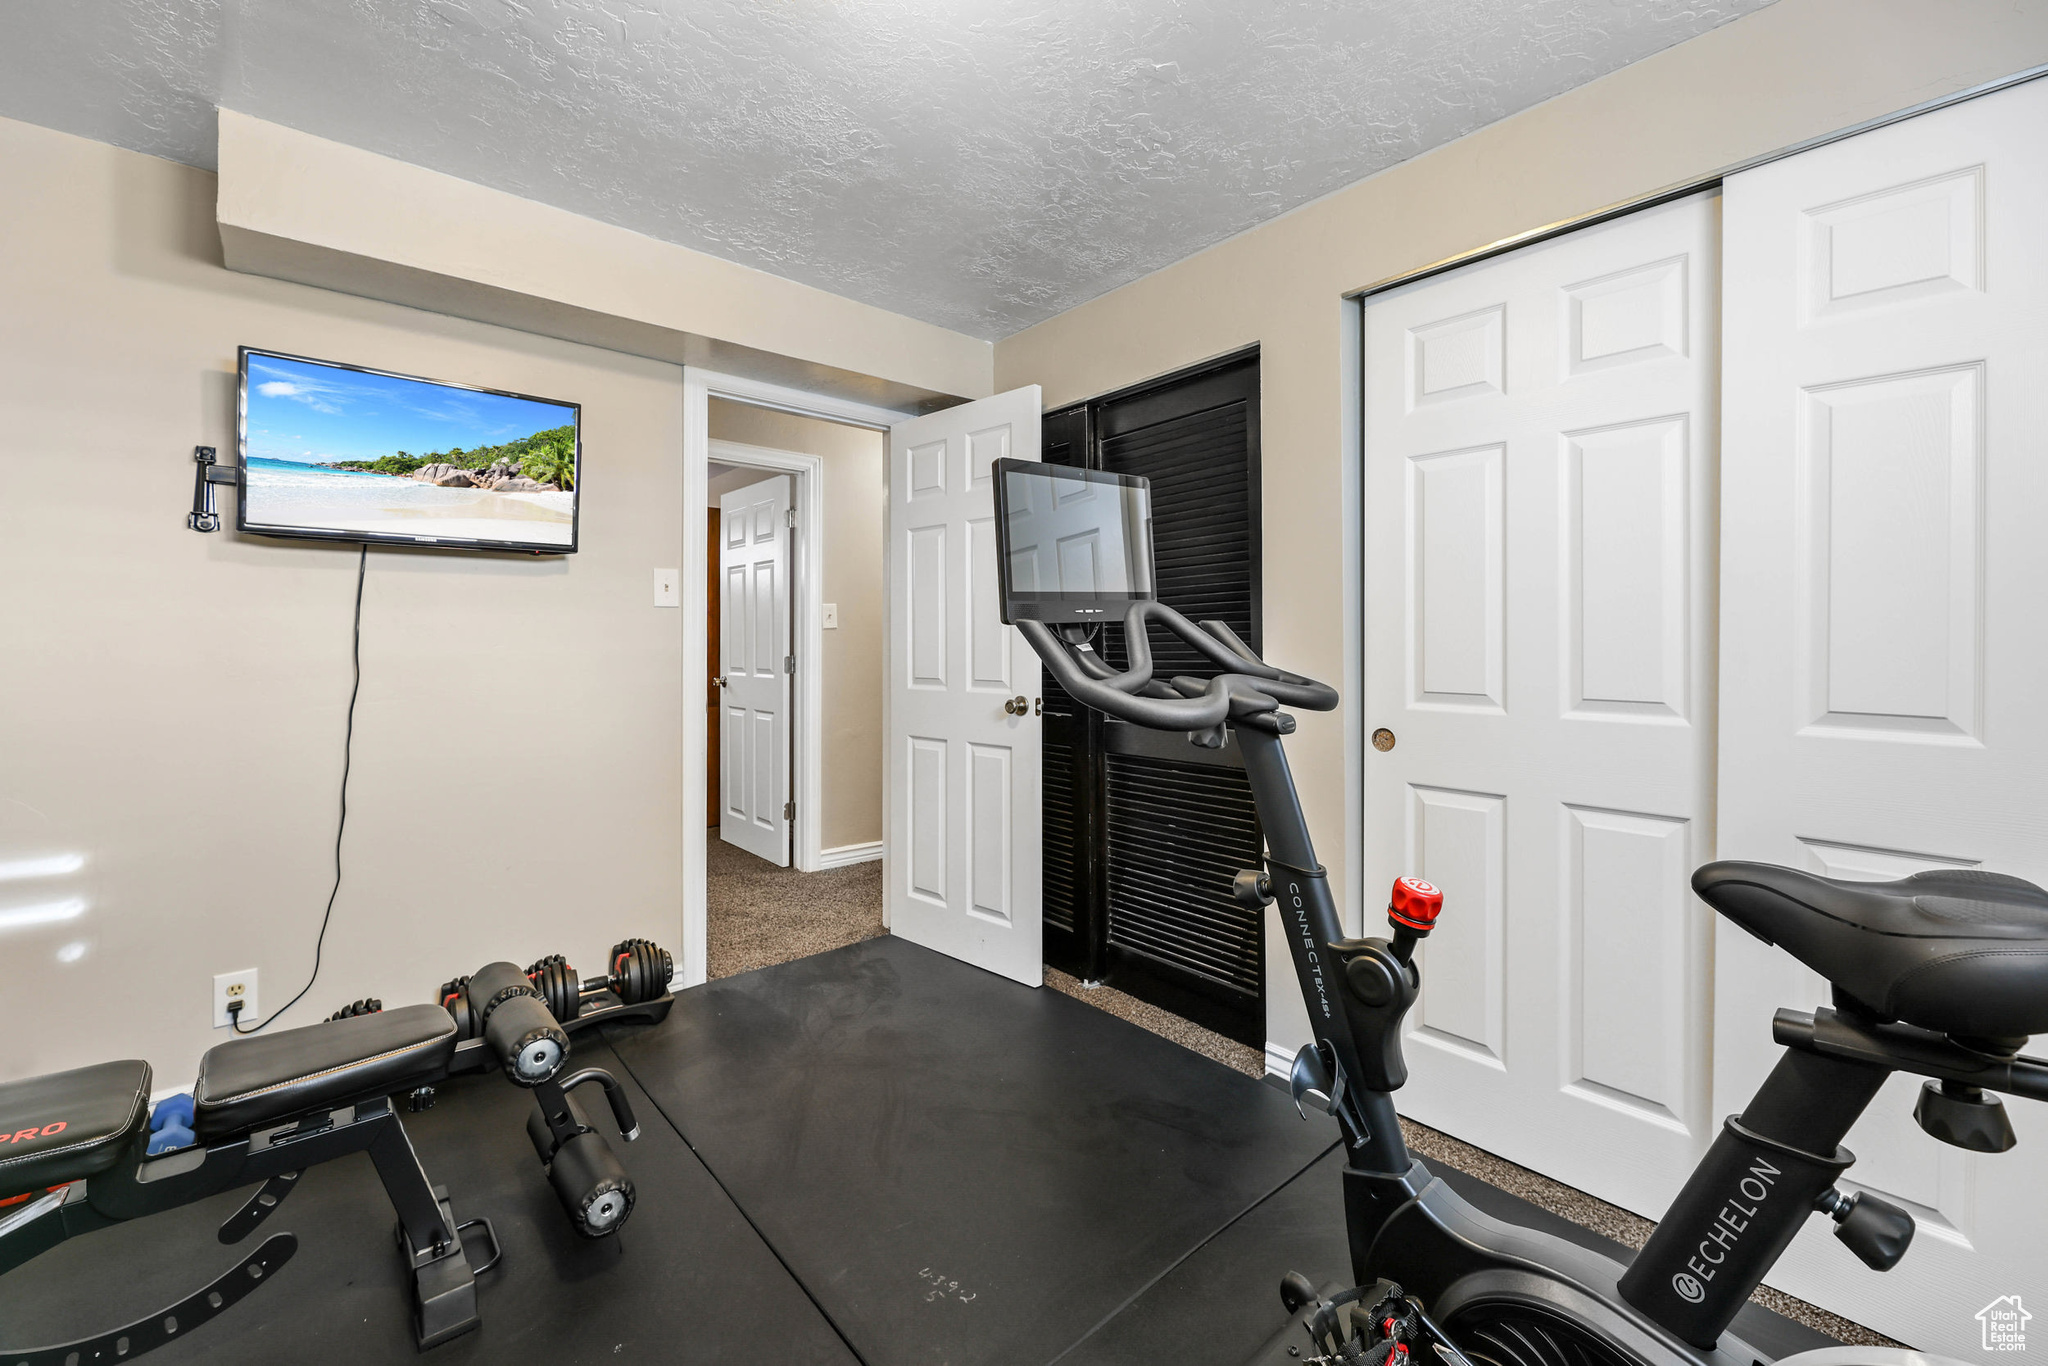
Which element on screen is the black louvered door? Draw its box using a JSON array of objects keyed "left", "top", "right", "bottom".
[{"left": 1038, "top": 351, "right": 1263, "bottom": 1046}]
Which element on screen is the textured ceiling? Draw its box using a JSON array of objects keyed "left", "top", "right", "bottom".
[{"left": 2, "top": 0, "right": 1773, "bottom": 339}]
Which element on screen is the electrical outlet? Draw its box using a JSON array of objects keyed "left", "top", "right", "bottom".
[
  {"left": 653, "top": 568, "right": 680, "bottom": 608},
  {"left": 214, "top": 969, "right": 259, "bottom": 1029},
  {"left": 822, "top": 602, "right": 839, "bottom": 629}
]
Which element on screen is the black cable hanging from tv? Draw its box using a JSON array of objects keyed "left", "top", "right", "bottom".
[{"left": 232, "top": 544, "right": 367, "bottom": 1034}]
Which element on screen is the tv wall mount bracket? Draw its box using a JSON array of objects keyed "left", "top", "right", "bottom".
[{"left": 188, "top": 446, "right": 239, "bottom": 532}]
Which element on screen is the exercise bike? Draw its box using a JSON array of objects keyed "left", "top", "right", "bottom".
[
  {"left": 991, "top": 456, "right": 2048, "bottom": 1366},
  {"left": 0, "top": 945, "right": 671, "bottom": 1363}
]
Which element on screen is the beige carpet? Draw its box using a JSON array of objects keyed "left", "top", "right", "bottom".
[
  {"left": 704, "top": 835, "right": 1886, "bottom": 1346},
  {"left": 705, "top": 832, "right": 885, "bottom": 979}
]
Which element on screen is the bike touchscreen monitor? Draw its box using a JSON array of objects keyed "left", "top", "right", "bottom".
[{"left": 993, "top": 458, "right": 1155, "bottom": 624}]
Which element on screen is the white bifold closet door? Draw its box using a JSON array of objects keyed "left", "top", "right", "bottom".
[
  {"left": 1361, "top": 194, "right": 1721, "bottom": 1220},
  {"left": 885, "top": 387, "right": 1044, "bottom": 986},
  {"left": 1717, "top": 77, "right": 2048, "bottom": 1353},
  {"left": 719, "top": 474, "right": 792, "bottom": 866}
]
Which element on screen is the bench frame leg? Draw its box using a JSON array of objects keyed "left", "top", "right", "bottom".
[{"left": 367, "top": 1118, "right": 480, "bottom": 1350}]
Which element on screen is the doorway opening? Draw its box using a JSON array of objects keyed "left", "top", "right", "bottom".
[{"left": 702, "top": 396, "right": 888, "bottom": 980}]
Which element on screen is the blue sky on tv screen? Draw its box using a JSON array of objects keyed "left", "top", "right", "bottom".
[{"left": 243, "top": 353, "right": 576, "bottom": 466}]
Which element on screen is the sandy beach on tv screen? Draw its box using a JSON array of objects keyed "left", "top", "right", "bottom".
[{"left": 244, "top": 463, "right": 574, "bottom": 546}]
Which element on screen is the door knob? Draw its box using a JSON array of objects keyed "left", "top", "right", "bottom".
[
  {"left": 1004, "top": 696, "right": 1027, "bottom": 715},
  {"left": 715, "top": 676, "right": 728, "bottom": 689}
]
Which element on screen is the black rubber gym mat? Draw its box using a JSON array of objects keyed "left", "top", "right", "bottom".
[
  {"left": 611, "top": 935, "right": 1340, "bottom": 1366},
  {"left": 0, "top": 1035, "right": 857, "bottom": 1366},
  {"left": 1058, "top": 1146, "right": 1841, "bottom": 1365}
]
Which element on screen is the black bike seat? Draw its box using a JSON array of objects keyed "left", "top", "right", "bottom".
[{"left": 1695, "top": 861, "right": 2048, "bottom": 1038}]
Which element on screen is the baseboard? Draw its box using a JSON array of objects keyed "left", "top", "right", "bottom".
[
  {"left": 1265, "top": 1040, "right": 1295, "bottom": 1078},
  {"left": 817, "top": 840, "right": 883, "bottom": 870}
]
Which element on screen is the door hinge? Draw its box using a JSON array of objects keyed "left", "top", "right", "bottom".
[
  {"left": 783, "top": 800, "right": 795, "bottom": 821},
  {"left": 784, "top": 655, "right": 795, "bottom": 674},
  {"left": 784, "top": 508, "right": 796, "bottom": 528}
]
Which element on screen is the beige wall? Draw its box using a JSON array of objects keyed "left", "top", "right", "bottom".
[
  {"left": 0, "top": 116, "right": 686, "bottom": 1087},
  {"left": 705, "top": 464, "right": 768, "bottom": 500},
  {"left": 992, "top": 0, "right": 2048, "bottom": 1051},
  {"left": 707, "top": 402, "right": 886, "bottom": 851}
]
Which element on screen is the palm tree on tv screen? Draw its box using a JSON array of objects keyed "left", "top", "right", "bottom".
[{"left": 520, "top": 432, "right": 576, "bottom": 490}]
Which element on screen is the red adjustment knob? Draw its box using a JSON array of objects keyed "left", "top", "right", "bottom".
[{"left": 1388, "top": 877, "right": 1443, "bottom": 933}]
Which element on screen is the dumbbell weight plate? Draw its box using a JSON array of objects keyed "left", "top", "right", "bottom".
[
  {"left": 437, "top": 977, "right": 477, "bottom": 1041},
  {"left": 608, "top": 940, "right": 649, "bottom": 1004},
  {"left": 525, "top": 955, "right": 582, "bottom": 1022},
  {"left": 608, "top": 939, "right": 673, "bottom": 1005}
]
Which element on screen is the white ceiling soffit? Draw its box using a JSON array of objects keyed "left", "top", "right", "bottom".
[{"left": 0, "top": 0, "right": 1774, "bottom": 340}]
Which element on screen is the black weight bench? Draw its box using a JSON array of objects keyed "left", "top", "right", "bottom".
[{"left": 0, "top": 962, "right": 644, "bottom": 1364}]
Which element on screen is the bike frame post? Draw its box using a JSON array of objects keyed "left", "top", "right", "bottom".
[
  {"left": 1619, "top": 1045, "right": 1891, "bottom": 1346},
  {"left": 1237, "top": 726, "right": 1411, "bottom": 1178}
]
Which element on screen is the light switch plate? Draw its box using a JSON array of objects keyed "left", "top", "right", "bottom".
[
  {"left": 822, "top": 602, "right": 839, "bottom": 629},
  {"left": 653, "top": 568, "right": 680, "bottom": 607}
]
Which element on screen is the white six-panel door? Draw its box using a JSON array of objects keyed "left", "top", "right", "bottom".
[
  {"left": 719, "top": 474, "right": 792, "bottom": 865},
  {"left": 1717, "top": 78, "right": 2048, "bottom": 1354},
  {"left": 886, "top": 388, "right": 1044, "bottom": 986},
  {"left": 1361, "top": 195, "right": 1720, "bottom": 1219}
]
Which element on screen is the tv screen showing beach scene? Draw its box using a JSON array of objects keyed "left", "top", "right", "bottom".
[{"left": 237, "top": 348, "right": 580, "bottom": 553}]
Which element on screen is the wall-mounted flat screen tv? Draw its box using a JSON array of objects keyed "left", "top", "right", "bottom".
[{"left": 237, "top": 347, "right": 580, "bottom": 554}]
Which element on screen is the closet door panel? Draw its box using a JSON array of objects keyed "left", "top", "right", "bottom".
[
  {"left": 1362, "top": 194, "right": 1719, "bottom": 1219},
  {"left": 1717, "top": 77, "right": 2048, "bottom": 1354}
]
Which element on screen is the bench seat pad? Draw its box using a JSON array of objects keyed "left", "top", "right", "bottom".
[
  {"left": 194, "top": 1005, "right": 456, "bottom": 1143},
  {"left": 0, "top": 1059, "right": 152, "bottom": 1197}
]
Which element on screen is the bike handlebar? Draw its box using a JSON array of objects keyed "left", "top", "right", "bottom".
[{"left": 1017, "top": 601, "right": 1337, "bottom": 735}]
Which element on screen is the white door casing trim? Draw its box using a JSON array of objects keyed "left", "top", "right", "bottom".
[
  {"left": 1340, "top": 295, "right": 1367, "bottom": 942},
  {"left": 710, "top": 439, "right": 825, "bottom": 874},
  {"left": 683, "top": 367, "right": 920, "bottom": 988},
  {"left": 1266, "top": 299, "right": 1372, "bottom": 1063}
]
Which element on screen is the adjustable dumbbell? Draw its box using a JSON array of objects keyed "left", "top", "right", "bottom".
[
  {"left": 524, "top": 938, "right": 676, "bottom": 1023},
  {"left": 440, "top": 939, "right": 674, "bottom": 1039}
]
